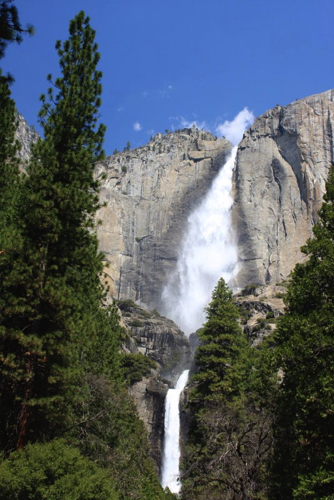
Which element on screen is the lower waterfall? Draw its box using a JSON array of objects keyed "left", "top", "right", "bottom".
[{"left": 161, "top": 370, "right": 190, "bottom": 494}]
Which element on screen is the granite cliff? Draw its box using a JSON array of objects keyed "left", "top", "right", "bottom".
[
  {"left": 95, "top": 128, "right": 232, "bottom": 310},
  {"left": 16, "top": 90, "right": 334, "bottom": 310},
  {"left": 95, "top": 89, "right": 334, "bottom": 313},
  {"left": 233, "top": 89, "right": 334, "bottom": 286},
  {"left": 15, "top": 113, "right": 39, "bottom": 166}
]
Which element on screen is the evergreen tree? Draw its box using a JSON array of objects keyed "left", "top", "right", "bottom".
[
  {"left": 191, "top": 278, "right": 250, "bottom": 405},
  {"left": 0, "top": 11, "right": 120, "bottom": 452},
  {"left": 182, "top": 279, "right": 272, "bottom": 499},
  {"left": 0, "top": 439, "right": 119, "bottom": 500},
  {"left": 271, "top": 166, "right": 334, "bottom": 499}
]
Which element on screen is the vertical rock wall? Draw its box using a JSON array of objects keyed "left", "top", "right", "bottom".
[
  {"left": 96, "top": 129, "right": 232, "bottom": 309},
  {"left": 233, "top": 89, "right": 334, "bottom": 287}
]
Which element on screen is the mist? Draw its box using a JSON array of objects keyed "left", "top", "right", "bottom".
[{"left": 161, "top": 109, "right": 254, "bottom": 335}]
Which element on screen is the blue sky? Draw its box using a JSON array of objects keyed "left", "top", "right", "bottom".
[{"left": 3, "top": 0, "right": 334, "bottom": 154}]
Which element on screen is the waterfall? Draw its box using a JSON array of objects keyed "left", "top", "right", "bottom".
[
  {"left": 159, "top": 110, "right": 254, "bottom": 494},
  {"left": 161, "top": 370, "right": 190, "bottom": 494},
  {"left": 161, "top": 146, "right": 239, "bottom": 335},
  {"left": 161, "top": 109, "right": 254, "bottom": 335}
]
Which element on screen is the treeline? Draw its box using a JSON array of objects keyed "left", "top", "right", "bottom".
[
  {"left": 0, "top": 4, "right": 175, "bottom": 499},
  {"left": 181, "top": 167, "right": 334, "bottom": 498}
]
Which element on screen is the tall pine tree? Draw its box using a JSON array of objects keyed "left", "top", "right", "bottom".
[
  {"left": 191, "top": 278, "right": 250, "bottom": 405},
  {"left": 182, "top": 279, "right": 272, "bottom": 499},
  {"left": 0, "top": 11, "right": 120, "bottom": 452},
  {"left": 271, "top": 166, "right": 334, "bottom": 499}
]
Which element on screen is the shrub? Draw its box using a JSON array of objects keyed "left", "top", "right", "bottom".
[
  {"left": 120, "top": 353, "right": 156, "bottom": 385},
  {"left": 0, "top": 439, "right": 118, "bottom": 500}
]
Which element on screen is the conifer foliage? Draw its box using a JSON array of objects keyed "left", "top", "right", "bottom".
[
  {"left": 0, "top": 11, "right": 113, "bottom": 451},
  {"left": 0, "top": 75, "right": 20, "bottom": 237},
  {"left": 271, "top": 166, "right": 334, "bottom": 499},
  {"left": 182, "top": 279, "right": 272, "bottom": 499},
  {"left": 0, "top": 0, "right": 33, "bottom": 59},
  {"left": 191, "top": 278, "right": 250, "bottom": 404}
]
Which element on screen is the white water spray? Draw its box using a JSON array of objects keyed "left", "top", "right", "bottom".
[
  {"left": 161, "top": 108, "right": 254, "bottom": 335},
  {"left": 162, "top": 146, "right": 238, "bottom": 334},
  {"left": 161, "top": 370, "right": 190, "bottom": 494}
]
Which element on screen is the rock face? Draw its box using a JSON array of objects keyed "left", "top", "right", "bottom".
[
  {"left": 119, "top": 300, "right": 192, "bottom": 472},
  {"left": 233, "top": 89, "right": 334, "bottom": 287},
  {"left": 129, "top": 375, "right": 168, "bottom": 471},
  {"left": 119, "top": 299, "right": 192, "bottom": 382},
  {"left": 96, "top": 128, "right": 232, "bottom": 309},
  {"left": 15, "top": 113, "right": 39, "bottom": 166}
]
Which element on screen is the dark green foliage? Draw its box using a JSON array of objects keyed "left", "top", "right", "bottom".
[
  {"left": 0, "top": 0, "right": 33, "bottom": 59},
  {"left": 0, "top": 10, "right": 113, "bottom": 452},
  {"left": 0, "top": 438, "right": 119, "bottom": 500},
  {"left": 130, "top": 319, "right": 143, "bottom": 327},
  {"left": 182, "top": 279, "right": 273, "bottom": 499},
  {"left": 0, "top": 11, "right": 176, "bottom": 498},
  {"left": 0, "top": 76, "right": 20, "bottom": 240},
  {"left": 120, "top": 353, "right": 156, "bottom": 385},
  {"left": 72, "top": 374, "right": 173, "bottom": 500},
  {"left": 117, "top": 298, "right": 141, "bottom": 312},
  {"left": 270, "top": 165, "right": 334, "bottom": 499},
  {"left": 0, "top": 0, "right": 33, "bottom": 82},
  {"left": 191, "top": 279, "right": 251, "bottom": 404}
]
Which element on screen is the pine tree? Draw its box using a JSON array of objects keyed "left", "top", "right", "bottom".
[
  {"left": 182, "top": 279, "right": 272, "bottom": 499},
  {"left": 191, "top": 278, "right": 250, "bottom": 405},
  {"left": 271, "top": 166, "right": 334, "bottom": 499},
  {"left": 0, "top": 11, "right": 120, "bottom": 452}
]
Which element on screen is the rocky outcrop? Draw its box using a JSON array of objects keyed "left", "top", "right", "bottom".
[
  {"left": 96, "top": 128, "right": 232, "bottom": 309},
  {"left": 129, "top": 375, "right": 168, "bottom": 471},
  {"left": 235, "top": 283, "right": 286, "bottom": 346},
  {"left": 119, "top": 300, "right": 192, "bottom": 471},
  {"left": 119, "top": 299, "right": 192, "bottom": 382},
  {"left": 233, "top": 89, "right": 334, "bottom": 287},
  {"left": 15, "top": 113, "right": 39, "bottom": 166}
]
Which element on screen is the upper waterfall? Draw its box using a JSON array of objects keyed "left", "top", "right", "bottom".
[
  {"left": 161, "top": 146, "right": 238, "bottom": 334},
  {"left": 161, "top": 109, "right": 254, "bottom": 335}
]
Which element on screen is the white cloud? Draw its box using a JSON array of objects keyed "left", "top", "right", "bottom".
[
  {"left": 116, "top": 106, "right": 124, "bottom": 112},
  {"left": 133, "top": 121, "right": 142, "bottom": 131},
  {"left": 142, "top": 91, "right": 149, "bottom": 98},
  {"left": 215, "top": 108, "right": 254, "bottom": 146},
  {"left": 168, "top": 108, "right": 255, "bottom": 144}
]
